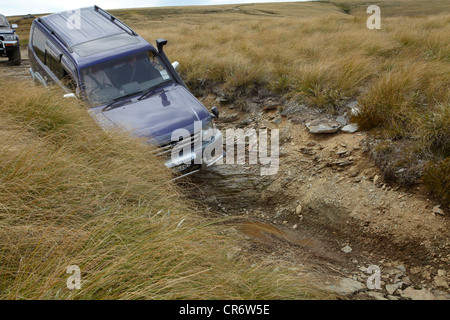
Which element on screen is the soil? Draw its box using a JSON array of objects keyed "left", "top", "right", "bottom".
[{"left": 4, "top": 49, "right": 449, "bottom": 300}]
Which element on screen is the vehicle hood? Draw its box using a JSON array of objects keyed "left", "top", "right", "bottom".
[
  {"left": 0, "top": 27, "right": 13, "bottom": 33},
  {"left": 90, "top": 83, "right": 210, "bottom": 145}
]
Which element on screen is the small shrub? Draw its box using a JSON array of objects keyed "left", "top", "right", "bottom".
[
  {"left": 422, "top": 158, "right": 450, "bottom": 206},
  {"left": 417, "top": 103, "right": 450, "bottom": 157}
]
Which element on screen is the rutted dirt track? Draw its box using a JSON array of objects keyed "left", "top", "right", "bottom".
[
  {"left": 184, "top": 88, "right": 449, "bottom": 299},
  {"left": 0, "top": 48, "right": 30, "bottom": 78},
  {"left": 5, "top": 50, "right": 449, "bottom": 299}
]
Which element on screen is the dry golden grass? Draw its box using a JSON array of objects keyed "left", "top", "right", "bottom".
[
  {"left": 0, "top": 80, "right": 329, "bottom": 299},
  {"left": 329, "top": 0, "right": 450, "bottom": 17},
  {"left": 121, "top": 5, "right": 449, "bottom": 109},
  {"left": 422, "top": 158, "right": 450, "bottom": 206}
]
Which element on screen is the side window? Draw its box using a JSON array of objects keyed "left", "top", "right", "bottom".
[
  {"left": 46, "top": 53, "right": 61, "bottom": 78},
  {"left": 61, "top": 56, "right": 77, "bottom": 93},
  {"left": 32, "top": 25, "right": 78, "bottom": 93},
  {"left": 31, "top": 26, "right": 46, "bottom": 63},
  {"left": 45, "top": 40, "right": 63, "bottom": 79},
  {"left": 31, "top": 26, "right": 63, "bottom": 79}
]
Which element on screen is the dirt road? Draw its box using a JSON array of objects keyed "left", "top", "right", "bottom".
[{"left": 0, "top": 47, "right": 30, "bottom": 78}]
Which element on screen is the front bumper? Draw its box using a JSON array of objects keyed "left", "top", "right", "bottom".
[
  {"left": 0, "top": 40, "right": 19, "bottom": 54},
  {"left": 164, "top": 128, "right": 224, "bottom": 180}
]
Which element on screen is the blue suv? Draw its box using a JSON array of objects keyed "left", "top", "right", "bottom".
[{"left": 28, "top": 6, "right": 223, "bottom": 179}]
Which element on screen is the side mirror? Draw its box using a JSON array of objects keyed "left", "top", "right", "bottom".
[
  {"left": 172, "top": 61, "right": 180, "bottom": 72},
  {"left": 63, "top": 93, "right": 77, "bottom": 99},
  {"left": 12, "top": 24, "right": 18, "bottom": 29},
  {"left": 156, "top": 38, "right": 167, "bottom": 53},
  {"left": 211, "top": 106, "right": 219, "bottom": 118}
]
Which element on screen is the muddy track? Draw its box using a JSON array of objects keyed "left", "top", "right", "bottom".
[
  {"left": 4, "top": 52, "right": 449, "bottom": 299},
  {"left": 0, "top": 47, "right": 31, "bottom": 79}
]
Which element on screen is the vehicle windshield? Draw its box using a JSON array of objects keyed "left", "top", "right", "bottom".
[
  {"left": 81, "top": 51, "right": 173, "bottom": 106},
  {"left": 0, "top": 15, "right": 9, "bottom": 27}
]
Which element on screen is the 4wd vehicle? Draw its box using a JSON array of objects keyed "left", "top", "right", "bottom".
[
  {"left": 28, "top": 6, "right": 223, "bottom": 179},
  {"left": 0, "top": 14, "right": 21, "bottom": 65}
]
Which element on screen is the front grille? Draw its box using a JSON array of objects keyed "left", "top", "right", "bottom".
[{"left": 155, "top": 130, "right": 201, "bottom": 158}]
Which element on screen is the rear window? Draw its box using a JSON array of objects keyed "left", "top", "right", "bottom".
[{"left": 72, "top": 33, "right": 140, "bottom": 57}]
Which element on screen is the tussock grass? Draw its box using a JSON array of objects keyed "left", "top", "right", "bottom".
[
  {"left": 422, "top": 158, "right": 450, "bottom": 206},
  {"left": 134, "top": 12, "right": 448, "bottom": 110},
  {"left": 0, "top": 80, "right": 328, "bottom": 299}
]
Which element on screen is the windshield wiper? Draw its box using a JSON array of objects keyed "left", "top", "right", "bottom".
[
  {"left": 101, "top": 92, "right": 139, "bottom": 111},
  {"left": 138, "top": 80, "right": 172, "bottom": 101},
  {"left": 102, "top": 100, "right": 130, "bottom": 112},
  {"left": 101, "top": 80, "right": 172, "bottom": 111}
]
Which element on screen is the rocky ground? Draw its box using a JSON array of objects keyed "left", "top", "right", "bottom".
[
  {"left": 184, "top": 86, "right": 449, "bottom": 300},
  {"left": 3, "top": 49, "right": 449, "bottom": 300}
]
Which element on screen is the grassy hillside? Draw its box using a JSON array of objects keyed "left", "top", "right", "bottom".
[
  {"left": 111, "top": 1, "right": 449, "bottom": 204},
  {"left": 0, "top": 80, "right": 328, "bottom": 299},
  {"left": 2, "top": 1, "right": 448, "bottom": 299},
  {"left": 326, "top": 0, "right": 450, "bottom": 17}
]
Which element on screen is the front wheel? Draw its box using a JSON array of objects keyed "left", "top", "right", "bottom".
[{"left": 8, "top": 48, "right": 21, "bottom": 66}]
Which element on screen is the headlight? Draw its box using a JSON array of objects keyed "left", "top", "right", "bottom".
[
  {"left": 202, "top": 120, "right": 216, "bottom": 139},
  {"left": 202, "top": 121, "right": 213, "bottom": 132},
  {"left": 2, "top": 34, "right": 15, "bottom": 41}
]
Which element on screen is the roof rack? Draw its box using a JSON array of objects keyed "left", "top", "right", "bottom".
[
  {"left": 38, "top": 17, "right": 73, "bottom": 53},
  {"left": 94, "top": 5, "right": 137, "bottom": 36}
]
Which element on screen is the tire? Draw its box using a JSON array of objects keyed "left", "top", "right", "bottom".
[{"left": 8, "top": 48, "right": 21, "bottom": 66}]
